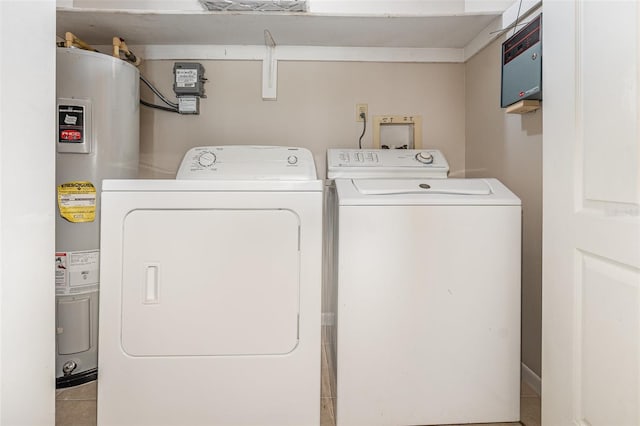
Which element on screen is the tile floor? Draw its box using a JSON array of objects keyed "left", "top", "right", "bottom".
[
  {"left": 55, "top": 381, "right": 97, "bottom": 426},
  {"left": 56, "top": 334, "right": 541, "bottom": 426}
]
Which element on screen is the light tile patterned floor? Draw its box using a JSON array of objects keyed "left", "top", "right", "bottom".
[
  {"left": 56, "top": 381, "right": 97, "bottom": 426},
  {"left": 56, "top": 340, "right": 541, "bottom": 426}
]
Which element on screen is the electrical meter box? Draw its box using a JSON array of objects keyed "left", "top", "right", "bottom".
[
  {"left": 173, "top": 62, "right": 206, "bottom": 97},
  {"left": 501, "top": 14, "right": 542, "bottom": 108}
]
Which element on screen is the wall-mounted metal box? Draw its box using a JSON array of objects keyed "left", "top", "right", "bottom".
[{"left": 501, "top": 14, "right": 542, "bottom": 108}]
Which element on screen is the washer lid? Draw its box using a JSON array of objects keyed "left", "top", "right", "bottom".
[
  {"left": 354, "top": 178, "right": 492, "bottom": 196},
  {"left": 176, "top": 145, "right": 317, "bottom": 180},
  {"left": 336, "top": 178, "right": 521, "bottom": 206}
]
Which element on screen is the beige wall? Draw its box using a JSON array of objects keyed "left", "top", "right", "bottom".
[
  {"left": 139, "top": 60, "right": 466, "bottom": 179},
  {"left": 465, "top": 38, "right": 543, "bottom": 377}
]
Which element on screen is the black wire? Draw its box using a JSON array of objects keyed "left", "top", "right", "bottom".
[
  {"left": 140, "top": 99, "right": 179, "bottom": 113},
  {"left": 358, "top": 113, "right": 366, "bottom": 149},
  {"left": 488, "top": 0, "right": 526, "bottom": 36},
  {"left": 513, "top": 0, "right": 523, "bottom": 36},
  {"left": 140, "top": 74, "right": 179, "bottom": 109}
]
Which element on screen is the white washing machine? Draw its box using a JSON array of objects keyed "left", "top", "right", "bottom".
[
  {"left": 326, "top": 149, "right": 522, "bottom": 426},
  {"left": 98, "top": 146, "right": 322, "bottom": 426}
]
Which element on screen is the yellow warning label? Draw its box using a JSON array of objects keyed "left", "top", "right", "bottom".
[{"left": 57, "top": 181, "right": 96, "bottom": 223}]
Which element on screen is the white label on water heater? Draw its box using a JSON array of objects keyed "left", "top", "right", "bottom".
[
  {"left": 55, "top": 252, "right": 68, "bottom": 291},
  {"left": 55, "top": 249, "right": 99, "bottom": 295}
]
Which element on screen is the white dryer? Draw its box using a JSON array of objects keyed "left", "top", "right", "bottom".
[
  {"left": 98, "top": 146, "right": 322, "bottom": 426},
  {"left": 326, "top": 150, "right": 521, "bottom": 426}
]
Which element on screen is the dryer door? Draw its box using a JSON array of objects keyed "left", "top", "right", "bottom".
[{"left": 120, "top": 208, "right": 300, "bottom": 356}]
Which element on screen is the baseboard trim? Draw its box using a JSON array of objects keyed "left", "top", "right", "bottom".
[{"left": 521, "top": 363, "right": 541, "bottom": 396}]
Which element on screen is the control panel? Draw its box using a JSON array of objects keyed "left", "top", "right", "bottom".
[
  {"left": 335, "top": 151, "right": 381, "bottom": 164},
  {"left": 501, "top": 14, "right": 542, "bottom": 107},
  {"left": 327, "top": 149, "right": 449, "bottom": 179},
  {"left": 176, "top": 145, "right": 317, "bottom": 180}
]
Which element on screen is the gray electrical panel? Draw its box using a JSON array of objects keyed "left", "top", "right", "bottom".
[
  {"left": 501, "top": 14, "right": 542, "bottom": 108},
  {"left": 173, "top": 62, "right": 206, "bottom": 114},
  {"left": 173, "top": 62, "right": 206, "bottom": 97}
]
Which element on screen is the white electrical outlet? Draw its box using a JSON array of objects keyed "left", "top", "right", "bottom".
[{"left": 356, "top": 104, "right": 368, "bottom": 122}]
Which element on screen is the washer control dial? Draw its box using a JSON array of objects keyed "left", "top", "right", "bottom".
[
  {"left": 415, "top": 151, "right": 434, "bottom": 164},
  {"left": 197, "top": 151, "right": 216, "bottom": 167},
  {"left": 287, "top": 155, "right": 298, "bottom": 165}
]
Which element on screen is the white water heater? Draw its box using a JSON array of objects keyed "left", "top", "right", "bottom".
[{"left": 55, "top": 47, "right": 139, "bottom": 387}]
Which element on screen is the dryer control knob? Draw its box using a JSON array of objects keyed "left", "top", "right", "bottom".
[
  {"left": 415, "top": 151, "right": 434, "bottom": 164},
  {"left": 287, "top": 155, "right": 298, "bottom": 165},
  {"left": 197, "top": 151, "right": 216, "bottom": 167}
]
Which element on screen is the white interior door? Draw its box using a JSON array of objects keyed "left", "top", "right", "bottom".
[{"left": 542, "top": 2, "right": 640, "bottom": 425}]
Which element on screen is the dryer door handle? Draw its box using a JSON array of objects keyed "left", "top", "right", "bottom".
[{"left": 144, "top": 264, "right": 160, "bottom": 304}]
